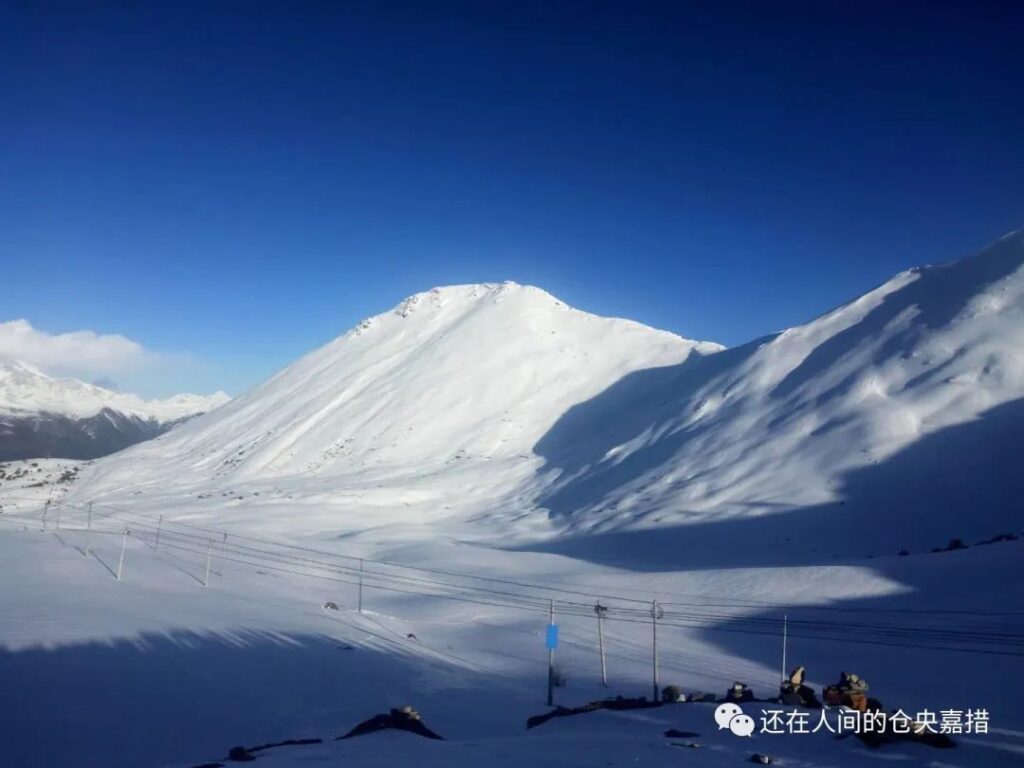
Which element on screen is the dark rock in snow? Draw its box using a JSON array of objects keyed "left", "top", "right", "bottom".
[
  {"left": 663, "top": 728, "right": 700, "bottom": 738},
  {"left": 226, "top": 745, "right": 255, "bottom": 761},
  {"left": 526, "top": 696, "right": 661, "bottom": 729},
  {"left": 340, "top": 706, "right": 444, "bottom": 741}
]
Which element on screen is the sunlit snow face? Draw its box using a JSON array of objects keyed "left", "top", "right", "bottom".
[{"left": 714, "top": 702, "right": 743, "bottom": 729}]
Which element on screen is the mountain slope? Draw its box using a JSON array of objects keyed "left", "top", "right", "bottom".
[
  {"left": 70, "top": 232, "right": 1024, "bottom": 552},
  {"left": 71, "top": 283, "right": 719, "bottom": 521},
  {"left": 0, "top": 362, "right": 230, "bottom": 460},
  {"left": 533, "top": 229, "right": 1024, "bottom": 555}
]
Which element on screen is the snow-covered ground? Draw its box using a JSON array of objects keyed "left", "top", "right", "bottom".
[
  {"left": 1, "top": 232, "right": 1023, "bottom": 767},
  {"left": 1, "top": 511, "right": 1021, "bottom": 767}
]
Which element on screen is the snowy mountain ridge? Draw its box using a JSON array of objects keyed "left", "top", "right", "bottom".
[
  {"left": 0, "top": 360, "right": 230, "bottom": 460},
  {"left": 0, "top": 360, "right": 229, "bottom": 421},
  {"left": 68, "top": 231, "right": 1024, "bottom": 550}
]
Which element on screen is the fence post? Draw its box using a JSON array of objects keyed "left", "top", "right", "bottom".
[
  {"left": 595, "top": 602, "right": 608, "bottom": 687},
  {"left": 204, "top": 540, "right": 213, "bottom": 587},
  {"left": 87, "top": 502, "right": 93, "bottom": 530},
  {"left": 116, "top": 528, "right": 130, "bottom": 581},
  {"left": 357, "top": 558, "right": 364, "bottom": 614},
  {"left": 42, "top": 483, "right": 54, "bottom": 529},
  {"left": 651, "top": 600, "right": 662, "bottom": 702}
]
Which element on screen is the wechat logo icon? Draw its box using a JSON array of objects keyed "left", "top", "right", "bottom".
[{"left": 715, "top": 702, "right": 756, "bottom": 737}]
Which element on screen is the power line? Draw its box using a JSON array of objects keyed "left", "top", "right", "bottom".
[{"left": 7, "top": 496, "right": 1024, "bottom": 657}]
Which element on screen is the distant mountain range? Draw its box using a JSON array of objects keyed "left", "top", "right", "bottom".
[{"left": 0, "top": 361, "right": 229, "bottom": 460}]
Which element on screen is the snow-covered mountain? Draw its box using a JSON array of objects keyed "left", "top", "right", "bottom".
[
  {"left": 8, "top": 231, "right": 1024, "bottom": 768},
  {"left": 0, "top": 361, "right": 229, "bottom": 460},
  {"left": 531, "top": 229, "right": 1024, "bottom": 559},
  {"left": 72, "top": 230, "right": 1024, "bottom": 554},
  {"left": 74, "top": 282, "right": 721, "bottom": 525}
]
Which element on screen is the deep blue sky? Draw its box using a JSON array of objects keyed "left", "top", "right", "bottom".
[{"left": 1, "top": 1, "right": 1022, "bottom": 397}]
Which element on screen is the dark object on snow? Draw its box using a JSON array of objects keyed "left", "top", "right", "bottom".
[
  {"left": 898, "top": 549, "right": 909, "bottom": 556},
  {"left": 662, "top": 685, "right": 684, "bottom": 702},
  {"left": 687, "top": 691, "right": 717, "bottom": 702},
  {"left": 750, "top": 754, "right": 774, "bottom": 764},
  {"left": 664, "top": 728, "right": 700, "bottom": 738},
  {"left": 217, "top": 736, "right": 323, "bottom": 764},
  {"left": 824, "top": 671, "right": 870, "bottom": 711},
  {"left": 406, "top": 633, "right": 418, "bottom": 640},
  {"left": 977, "top": 532, "right": 1018, "bottom": 545},
  {"left": 249, "top": 738, "right": 322, "bottom": 753},
  {"left": 323, "top": 601, "right": 339, "bottom": 610},
  {"left": 780, "top": 666, "right": 822, "bottom": 708},
  {"left": 191, "top": 763, "right": 224, "bottom": 768},
  {"left": 526, "top": 695, "right": 660, "bottom": 729},
  {"left": 725, "top": 682, "right": 754, "bottom": 703},
  {"left": 340, "top": 706, "right": 444, "bottom": 741},
  {"left": 780, "top": 683, "right": 821, "bottom": 708}
]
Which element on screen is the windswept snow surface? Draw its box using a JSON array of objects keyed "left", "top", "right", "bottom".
[{"left": 2, "top": 234, "right": 1024, "bottom": 767}]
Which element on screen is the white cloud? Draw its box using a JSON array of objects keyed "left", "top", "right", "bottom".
[{"left": 0, "top": 319, "right": 159, "bottom": 377}]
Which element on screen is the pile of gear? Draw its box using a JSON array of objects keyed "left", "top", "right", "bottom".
[
  {"left": 822, "top": 671, "right": 873, "bottom": 711},
  {"left": 725, "top": 681, "right": 755, "bottom": 703},
  {"left": 779, "top": 666, "right": 821, "bottom": 708}
]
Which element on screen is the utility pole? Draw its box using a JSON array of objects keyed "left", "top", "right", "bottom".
[
  {"left": 547, "top": 599, "right": 556, "bottom": 707},
  {"left": 42, "top": 482, "right": 54, "bottom": 529},
  {"left": 594, "top": 602, "right": 608, "bottom": 687},
  {"left": 82, "top": 502, "right": 93, "bottom": 557},
  {"left": 204, "top": 540, "right": 213, "bottom": 587},
  {"left": 651, "top": 600, "right": 663, "bottom": 702},
  {"left": 781, "top": 613, "right": 788, "bottom": 682},
  {"left": 116, "top": 528, "right": 130, "bottom": 581},
  {"left": 213, "top": 531, "right": 228, "bottom": 577},
  {"left": 357, "top": 558, "right": 364, "bottom": 614}
]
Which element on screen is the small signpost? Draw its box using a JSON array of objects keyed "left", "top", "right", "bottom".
[{"left": 546, "top": 600, "right": 558, "bottom": 706}]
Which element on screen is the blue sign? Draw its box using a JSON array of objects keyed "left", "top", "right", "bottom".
[{"left": 546, "top": 624, "right": 559, "bottom": 649}]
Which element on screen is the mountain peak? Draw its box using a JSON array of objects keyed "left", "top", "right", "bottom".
[{"left": 391, "top": 281, "right": 554, "bottom": 318}]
